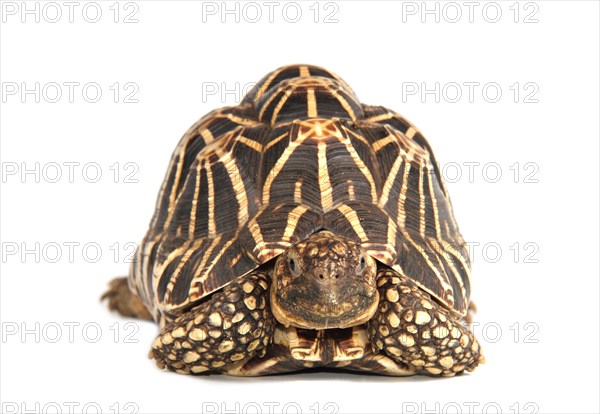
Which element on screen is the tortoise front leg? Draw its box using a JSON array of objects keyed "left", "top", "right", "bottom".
[
  {"left": 368, "top": 269, "right": 484, "bottom": 377},
  {"left": 150, "top": 272, "right": 276, "bottom": 374}
]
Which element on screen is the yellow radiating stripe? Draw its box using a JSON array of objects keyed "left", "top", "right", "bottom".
[
  {"left": 331, "top": 88, "right": 356, "bottom": 120},
  {"left": 430, "top": 238, "right": 468, "bottom": 304},
  {"left": 344, "top": 126, "right": 371, "bottom": 148},
  {"left": 270, "top": 88, "right": 294, "bottom": 126},
  {"left": 225, "top": 113, "right": 259, "bottom": 126},
  {"left": 427, "top": 166, "right": 441, "bottom": 238},
  {"left": 252, "top": 68, "right": 282, "bottom": 103},
  {"left": 205, "top": 164, "right": 216, "bottom": 238},
  {"left": 237, "top": 136, "right": 263, "bottom": 153},
  {"left": 396, "top": 162, "right": 411, "bottom": 226},
  {"left": 364, "top": 112, "right": 394, "bottom": 123},
  {"left": 337, "top": 127, "right": 378, "bottom": 202},
  {"left": 372, "top": 134, "right": 397, "bottom": 152},
  {"left": 378, "top": 155, "right": 403, "bottom": 208},
  {"left": 392, "top": 129, "right": 415, "bottom": 159},
  {"left": 229, "top": 250, "right": 243, "bottom": 268},
  {"left": 200, "top": 128, "right": 215, "bottom": 144},
  {"left": 188, "top": 165, "right": 202, "bottom": 239},
  {"left": 247, "top": 214, "right": 265, "bottom": 252},
  {"left": 146, "top": 236, "right": 161, "bottom": 284},
  {"left": 215, "top": 148, "right": 250, "bottom": 226},
  {"left": 162, "top": 151, "right": 185, "bottom": 231},
  {"left": 197, "top": 235, "right": 222, "bottom": 273},
  {"left": 262, "top": 134, "right": 308, "bottom": 205},
  {"left": 386, "top": 219, "right": 398, "bottom": 256},
  {"left": 258, "top": 84, "right": 286, "bottom": 121},
  {"left": 419, "top": 165, "right": 426, "bottom": 239},
  {"left": 444, "top": 221, "right": 451, "bottom": 236},
  {"left": 153, "top": 239, "right": 191, "bottom": 295},
  {"left": 164, "top": 238, "right": 204, "bottom": 302},
  {"left": 406, "top": 127, "right": 417, "bottom": 139},
  {"left": 294, "top": 180, "right": 302, "bottom": 203},
  {"left": 151, "top": 154, "right": 177, "bottom": 230},
  {"left": 299, "top": 66, "right": 310, "bottom": 77},
  {"left": 264, "top": 132, "right": 289, "bottom": 151},
  {"left": 307, "top": 88, "right": 318, "bottom": 118},
  {"left": 347, "top": 180, "right": 355, "bottom": 201},
  {"left": 197, "top": 234, "right": 239, "bottom": 285},
  {"left": 185, "top": 235, "right": 223, "bottom": 299},
  {"left": 283, "top": 205, "right": 309, "bottom": 241},
  {"left": 328, "top": 72, "right": 353, "bottom": 94},
  {"left": 318, "top": 141, "right": 334, "bottom": 211},
  {"left": 403, "top": 230, "right": 454, "bottom": 303},
  {"left": 338, "top": 204, "right": 368, "bottom": 242},
  {"left": 142, "top": 235, "right": 161, "bottom": 306}
]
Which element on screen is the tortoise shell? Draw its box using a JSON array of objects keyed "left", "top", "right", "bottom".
[{"left": 131, "top": 64, "right": 471, "bottom": 321}]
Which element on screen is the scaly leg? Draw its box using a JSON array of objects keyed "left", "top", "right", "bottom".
[
  {"left": 368, "top": 269, "right": 484, "bottom": 376},
  {"left": 102, "top": 277, "right": 152, "bottom": 321},
  {"left": 149, "top": 272, "right": 276, "bottom": 374}
]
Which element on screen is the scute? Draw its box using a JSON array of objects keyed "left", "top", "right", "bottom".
[{"left": 131, "top": 64, "right": 471, "bottom": 321}]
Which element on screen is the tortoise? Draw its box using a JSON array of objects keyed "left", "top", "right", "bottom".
[{"left": 103, "top": 64, "right": 484, "bottom": 376}]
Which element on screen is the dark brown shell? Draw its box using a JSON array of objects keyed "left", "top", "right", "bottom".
[{"left": 131, "top": 64, "right": 471, "bottom": 320}]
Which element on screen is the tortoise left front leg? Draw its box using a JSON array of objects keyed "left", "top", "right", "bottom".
[{"left": 368, "top": 269, "right": 484, "bottom": 376}]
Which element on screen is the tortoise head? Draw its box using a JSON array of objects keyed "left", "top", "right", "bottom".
[{"left": 270, "top": 231, "right": 379, "bottom": 330}]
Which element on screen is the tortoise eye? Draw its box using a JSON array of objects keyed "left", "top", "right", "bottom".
[
  {"left": 356, "top": 255, "right": 367, "bottom": 274},
  {"left": 288, "top": 257, "right": 300, "bottom": 276}
]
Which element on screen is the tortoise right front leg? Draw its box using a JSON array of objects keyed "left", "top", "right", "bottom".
[{"left": 150, "top": 272, "right": 276, "bottom": 374}]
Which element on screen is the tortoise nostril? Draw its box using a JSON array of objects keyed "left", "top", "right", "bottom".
[
  {"left": 335, "top": 274, "right": 340, "bottom": 279},
  {"left": 319, "top": 274, "right": 324, "bottom": 279}
]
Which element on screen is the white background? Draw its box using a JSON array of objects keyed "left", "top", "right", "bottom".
[{"left": 1, "top": 1, "right": 599, "bottom": 413}]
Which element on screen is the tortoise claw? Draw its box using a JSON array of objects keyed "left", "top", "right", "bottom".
[{"left": 101, "top": 277, "right": 153, "bottom": 321}]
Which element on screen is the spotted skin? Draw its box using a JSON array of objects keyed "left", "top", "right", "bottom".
[
  {"left": 149, "top": 272, "right": 275, "bottom": 374},
  {"left": 369, "top": 269, "right": 483, "bottom": 376}
]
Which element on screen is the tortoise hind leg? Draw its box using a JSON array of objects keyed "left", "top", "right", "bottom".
[
  {"left": 101, "top": 277, "right": 152, "bottom": 321},
  {"left": 150, "top": 272, "right": 276, "bottom": 374},
  {"left": 368, "top": 269, "right": 484, "bottom": 376}
]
